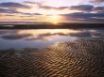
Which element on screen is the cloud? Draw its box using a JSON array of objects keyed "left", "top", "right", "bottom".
[
  {"left": 94, "top": 6, "right": 104, "bottom": 13},
  {"left": 91, "top": 0, "right": 104, "bottom": 3},
  {"left": 1, "top": 31, "right": 32, "bottom": 40},
  {"left": 62, "top": 12, "right": 104, "bottom": 22},
  {"left": 24, "top": 2, "right": 94, "bottom": 13},
  {"left": 0, "top": 2, "right": 30, "bottom": 9},
  {"left": 0, "top": 8, "right": 18, "bottom": 14},
  {"left": 40, "top": 5, "right": 68, "bottom": 10},
  {"left": 20, "top": 13, "right": 42, "bottom": 16},
  {"left": 0, "top": 1, "right": 104, "bottom": 23},
  {"left": 24, "top": 1, "right": 35, "bottom": 4},
  {"left": 0, "top": 2, "right": 34, "bottom": 15},
  {"left": 70, "top": 5, "right": 94, "bottom": 12},
  {"left": 24, "top": 1, "right": 68, "bottom": 10}
]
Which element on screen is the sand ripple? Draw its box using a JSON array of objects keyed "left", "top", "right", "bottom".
[{"left": 0, "top": 39, "right": 104, "bottom": 77}]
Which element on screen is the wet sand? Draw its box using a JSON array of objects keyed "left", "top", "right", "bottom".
[{"left": 0, "top": 39, "right": 104, "bottom": 77}]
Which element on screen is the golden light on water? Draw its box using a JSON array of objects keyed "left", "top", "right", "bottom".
[{"left": 17, "top": 29, "right": 80, "bottom": 35}]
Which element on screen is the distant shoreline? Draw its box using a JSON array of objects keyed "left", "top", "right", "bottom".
[{"left": 0, "top": 23, "right": 104, "bottom": 29}]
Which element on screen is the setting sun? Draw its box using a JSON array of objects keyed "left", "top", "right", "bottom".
[{"left": 47, "top": 15, "right": 62, "bottom": 25}]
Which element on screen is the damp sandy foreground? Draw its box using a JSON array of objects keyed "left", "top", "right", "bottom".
[{"left": 0, "top": 39, "right": 104, "bottom": 77}]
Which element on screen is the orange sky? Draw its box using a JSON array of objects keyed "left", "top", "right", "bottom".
[{"left": 0, "top": 0, "right": 104, "bottom": 24}]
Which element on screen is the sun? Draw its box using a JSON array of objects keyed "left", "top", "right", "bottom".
[{"left": 47, "top": 15, "right": 62, "bottom": 25}]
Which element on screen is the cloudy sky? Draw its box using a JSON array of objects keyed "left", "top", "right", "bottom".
[{"left": 0, "top": 0, "right": 104, "bottom": 24}]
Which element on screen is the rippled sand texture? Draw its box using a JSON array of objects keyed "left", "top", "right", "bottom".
[{"left": 0, "top": 40, "right": 104, "bottom": 77}]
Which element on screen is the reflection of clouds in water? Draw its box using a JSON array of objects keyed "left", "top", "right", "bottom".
[
  {"left": 0, "top": 30, "right": 15, "bottom": 36},
  {"left": 0, "top": 29, "right": 104, "bottom": 40},
  {"left": 2, "top": 34, "right": 32, "bottom": 40},
  {"left": 69, "top": 29, "right": 104, "bottom": 38},
  {"left": 0, "top": 29, "right": 79, "bottom": 40},
  {"left": 0, "top": 30, "right": 32, "bottom": 40},
  {"left": 26, "top": 34, "right": 68, "bottom": 41},
  {"left": 0, "top": 29, "right": 104, "bottom": 50},
  {"left": 70, "top": 32, "right": 92, "bottom": 37},
  {"left": 84, "top": 29, "right": 104, "bottom": 38}
]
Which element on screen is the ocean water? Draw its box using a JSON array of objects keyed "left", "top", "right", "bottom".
[{"left": 0, "top": 28, "right": 104, "bottom": 50}]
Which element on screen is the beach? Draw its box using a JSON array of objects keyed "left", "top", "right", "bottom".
[{"left": 0, "top": 39, "right": 104, "bottom": 77}]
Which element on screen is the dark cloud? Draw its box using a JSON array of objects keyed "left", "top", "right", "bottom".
[
  {"left": 24, "top": 1, "right": 37, "bottom": 4},
  {"left": 0, "top": 8, "right": 18, "bottom": 14},
  {"left": 94, "top": 6, "right": 104, "bottom": 13},
  {"left": 19, "top": 13, "right": 34, "bottom": 16},
  {"left": 39, "top": 5, "right": 68, "bottom": 10},
  {"left": 0, "top": 2, "right": 30, "bottom": 9},
  {"left": 0, "top": 8, "right": 42, "bottom": 16},
  {"left": 91, "top": 0, "right": 104, "bottom": 3},
  {"left": 0, "top": 2, "right": 33, "bottom": 15},
  {"left": 62, "top": 12, "right": 104, "bottom": 22},
  {"left": 5, "top": 14, "right": 15, "bottom": 16},
  {"left": 20, "top": 12, "right": 42, "bottom": 16},
  {"left": 70, "top": 5, "right": 94, "bottom": 12},
  {"left": 62, "top": 12, "right": 104, "bottom": 18},
  {"left": 34, "top": 13, "right": 42, "bottom": 15}
]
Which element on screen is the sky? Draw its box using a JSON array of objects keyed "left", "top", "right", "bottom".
[{"left": 0, "top": 0, "right": 104, "bottom": 24}]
